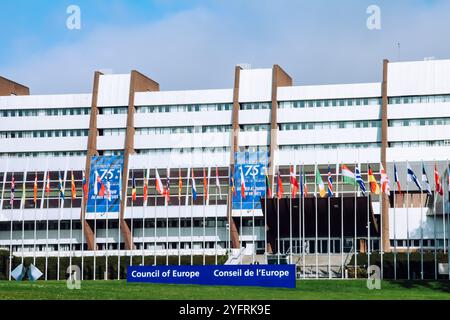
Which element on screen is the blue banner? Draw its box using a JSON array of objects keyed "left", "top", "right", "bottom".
[
  {"left": 87, "top": 155, "right": 124, "bottom": 214},
  {"left": 233, "top": 163, "right": 266, "bottom": 210},
  {"left": 127, "top": 265, "right": 296, "bottom": 288}
]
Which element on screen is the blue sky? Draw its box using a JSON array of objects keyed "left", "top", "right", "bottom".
[{"left": 1, "top": 0, "right": 449, "bottom": 94}]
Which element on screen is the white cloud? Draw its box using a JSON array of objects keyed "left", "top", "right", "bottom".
[{"left": 4, "top": 0, "right": 450, "bottom": 94}]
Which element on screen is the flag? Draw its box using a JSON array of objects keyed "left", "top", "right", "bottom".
[
  {"left": 290, "top": 165, "right": 299, "bottom": 197},
  {"left": 131, "top": 175, "right": 137, "bottom": 202},
  {"left": 178, "top": 168, "right": 183, "bottom": 200},
  {"left": 82, "top": 171, "right": 88, "bottom": 201},
  {"left": 58, "top": 171, "right": 65, "bottom": 200},
  {"left": 191, "top": 169, "right": 197, "bottom": 201},
  {"left": 229, "top": 172, "right": 236, "bottom": 197},
  {"left": 315, "top": 167, "right": 326, "bottom": 198},
  {"left": 240, "top": 166, "right": 246, "bottom": 200},
  {"left": 143, "top": 170, "right": 149, "bottom": 204},
  {"left": 368, "top": 166, "right": 380, "bottom": 195},
  {"left": 10, "top": 175, "right": 15, "bottom": 205},
  {"left": 71, "top": 171, "right": 76, "bottom": 200},
  {"left": 203, "top": 168, "right": 209, "bottom": 203},
  {"left": 355, "top": 167, "right": 367, "bottom": 195},
  {"left": 165, "top": 168, "right": 171, "bottom": 205},
  {"left": 155, "top": 169, "right": 164, "bottom": 195},
  {"left": 276, "top": 171, "right": 284, "bottom": 199},
  {"left": 380, "top": 164, "right": 391, "bottom": 196},
  {"left": 33, "top": 172, "right": 38, "bottom": 204},
  {"left": 407, "top": 162, "right": 422, "bottom": 191},
  {"left": 215, "top": 167, "right": 222, "bottom": 199},
  {"left": 327, "top": 166, "right": 333, "bottom": 197},
  {"left": 94, "top": 171, "right": 106, "bottom": 197},
  {"left": 45, "top": 172, "right": 50, "bottom": 195},
  {"left": 264, "top": 167, "right": 272, "bottom": 198},
  {"left": 421, "top": 163, "right": 432, "bottom": 195},
  {"left": 394, "top": 162, "right": 402, "bottom": 194},
  {"left": 341, "top": 164, "right": 356, "bottom": 185},
  {"left": 434, "top": 164, "right": 443, "bottom": 196},
  {"left": 302, "top": 168, "right": 309, "bottom": 197},
  {"left": 106, "top": 179, "right": 112, "bottom": 201}
]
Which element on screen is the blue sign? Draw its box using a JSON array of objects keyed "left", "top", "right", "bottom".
[
  {"left": 127, "top": 265, "right": 296, "bottom": 288},
  {"left": 233, "top": 163, "right": 267, "bottom": 210},
  {"left": 87, "top": 155, "right": 124, "bottom": 214}
]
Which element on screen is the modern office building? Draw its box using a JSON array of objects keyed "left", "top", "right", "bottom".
[{"left": 0, "top": 59, "right": 449, "bottom": 276}]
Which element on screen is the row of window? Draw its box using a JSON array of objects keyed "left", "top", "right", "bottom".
[
  {"left": 135, "top": 125, "right": 232, "bottom": 135},
  {"left": 0, "top": 129, "right": 89, "bottom": 139},
  {"left": 389, "top": 95, "right": 450, "bottom": 105},
  {"left": 280, "top": 120, "right": 381, "bottom": 131},
  {"left": 241, "top": 124, "right": 271, "bottom": 132},
  {"left": 390, "top": 140, "right": 450, "bottom": 148},
  {"left": 279, "top": 97, "right": 381, "bottom": 109},
  {"left": 0, "top": 108, "right": 90, "bottom": 117},
  {"left": 389, "top": 118, "right": 450, "bottom": 127},
  {"left": 240, "top": 102, "right": 271, "bottom": 110},
  {"left": 101, "top": 107, "right": 128, "bottom": 115},
  {"left": 280, "top": 143, "right": 381, "bottom": 151},
  {"left": 0, "top": 151, "right": 86, "bottom": 158},
  {"left": 137, "top": 147, "right": 230, "bottom": 155},
  {"left": 135, "top": 103, "right": 233, "bottom": 114}
]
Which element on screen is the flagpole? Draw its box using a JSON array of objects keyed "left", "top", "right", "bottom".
[
  {"left": 33, "top": 171, "right": 38, "bottom": 266},
  {"left": 45, "top": 169, "right": 49, "bottom": 281},
  {"left": 354, "top": 162, "right": 357, "bottom": 279},
  {"left": 302, "top": 165, "right": 305, "bottom": 279},
  {"left": 367, "top": 163, "right": 370, "bottom": 280},
  {"left": 340, "top": 163, "right": 344, "bottom": 279},
  {"left": 264, "top": 166, "right": 268, "bottom": 265},
  {"left": 9, "top": 173, "right": 14, "bottom": 281},
  {"left": 289, "top": 163, "right": 293, "bottom": 266},
  {"left": 117, "top": 167, "right": 122, "bottom": 279},
  {"left": 444, "top": 159, "right": 448, "bottom": 256},
  {"left": 94, "top": 187, "right": 97, "bottom": 281},
  {"left": 241, "top": 167, "right": 244, "bottom": 258},
  {"left": 190, "top": 168, "right": 193, "bottom": 266},
  {"left": 154, "top": 168, "right": 157, "bottom": 266},
  {"left": 105, "top": 178, "right": 109, "bottom": 280},
  {"left": 393, "top": 163, "right": 397, "bottom": 280},
  {"left": 315, "top": 163, "right": 318, "bottom": 279},
  {"left": 178, "top": 166, "right": 182, "bottom": 266},
  {"left": 420, "top": 162, "right": 424, "bottom": 280},
  {"left": 379, "top": 163, "right": 384, "bottom": 280},
  {"left": 166, "top": 168, "right": 169, "bottom": 266},
  {"left": 215, "top": 166, "right": 218, "bottom": 265},
  {"left": 252, "top": 170, "right": 256, "bottom": 264},
  {"left": 81, "top": 169, "right": 86, "bottom": 281},
  {"left": 433, "top": 161, "right": 437, "bottom": 280},
  {"left": 406, "top": 162, "right": 410, "bottom": 280},
  {"left": 328, "top": 164, "right": 331, "bottom": 279},
  {"left": 130, "top": 169, "right": 134, "bottom": 267},
  {"left": 277, "top": 166, "right": 280, "bottom": 265},
  {"left": 203, "top": 168, "right": 206, "bottom": 266},
  {"left": 184, "top": 167, "right": 190, "bottom": 265}
]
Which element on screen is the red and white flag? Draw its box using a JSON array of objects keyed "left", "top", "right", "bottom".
[
  {"left": 240, "top": 167, "right": 246, "bottom": 200},
  {"left": 155, "top": 169, "right": 164, "bottom": 195},
  {"left": 290, "top": 165, "right": 299, "bottom": 197},
  {"left": 434, "top": 164, "right": 443, "bottom": 196},
  {"left": 380, "top": 164, "right": 391, "bottom": 196}
]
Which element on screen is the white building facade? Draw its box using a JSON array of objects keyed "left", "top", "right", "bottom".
[{"left": 0, "top": 59, "right": 449, "bottom": 272}]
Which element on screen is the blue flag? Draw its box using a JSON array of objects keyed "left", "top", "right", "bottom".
[
  {"left": 421, "top": 163, "right": 432, "bottom": 195},
  {"left": 58, "top": 171, "right": 65, "bottom": 200},
  {"left": 407, "top": 163, "right": 422, "bottom": 191},
  {"left": 355, "top": 167, "right": 366, "bottom": 195}
]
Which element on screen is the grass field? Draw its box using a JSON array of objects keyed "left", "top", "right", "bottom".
[{"left": 0, "top": 280, "right": 449, "bottom": 300}]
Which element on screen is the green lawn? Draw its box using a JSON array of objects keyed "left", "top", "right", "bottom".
[{"left": 0, "top": 280, "right": 449, "bottom": 300}]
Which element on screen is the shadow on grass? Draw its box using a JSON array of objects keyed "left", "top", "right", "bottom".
[{"left": 388, "top": 280, "right": 450, "bottom": 294}]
